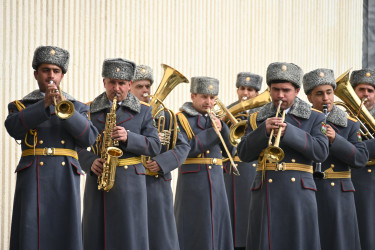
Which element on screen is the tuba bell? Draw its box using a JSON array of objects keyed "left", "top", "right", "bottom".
[
  {"left": 334, "top": 69, "right": 375, "bottom": 140},
  {"left": 141, "top": 64, "right": 189, "bottom": 175}
]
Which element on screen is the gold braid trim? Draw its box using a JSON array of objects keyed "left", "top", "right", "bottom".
[
  {"left": 14, "top": 100, "right": 37, "bottom": 152},
  {"left": 177, "top": 113, "right": 195, "bottom": 140},
  {"left": 250, "top": 111, "right": 259, "bottom": 130}
]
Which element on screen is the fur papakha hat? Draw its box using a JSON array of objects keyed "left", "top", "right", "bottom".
[
  {"left": 32, "top": 46, "right": 70, "bottom": 74},
  {"left": 133, "top": 65, "right": 154, "bottom": 85},
  {"left": 102, "top": 58, "right": 136, "bottom": 81},
  {"left": 350, "top": 69, "right": 375, "bottom": 89},
  {"left": 266, "top": 62, "right": 303, "bottom": 88},
  {"left": 190, "top": 76, "right": 219, "bottom": 96},
  {"left": 303, "top": 68, "right": 336, "bottom": 94},
  {"left": 236, "top": 72, "right": 263, "bottom": 91}
]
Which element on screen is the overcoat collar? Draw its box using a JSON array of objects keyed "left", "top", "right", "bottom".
[
  {"left": 180, "top": 102, "right": 210, "bottom": 129},
  {"left": 90, "top": 92, "right": 141, "bottom": 114},
  {"left": 256, "top": 97, "right": 311, "bottom": 121},
  {"left": 22, "top": 89, "right": 75, "bottom": 102},
  {"left": 326, "top": 105, "right": 347, "bottom": 127}
]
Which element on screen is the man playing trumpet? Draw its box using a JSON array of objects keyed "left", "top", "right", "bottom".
[
  {"left": 237, "top": 62, "right": 329, "bottom": 250},
  {"left": 304, "top": 68, "right": 367, "bottom": 250},
  {"left": 350, "top": 69, "right": 375, "bottom": 250},
  {"left": 174, "top": 76, "right": 235, "bottom": 250}
]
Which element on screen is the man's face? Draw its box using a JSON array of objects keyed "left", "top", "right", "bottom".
[
  {"left": 270, "top": 82, "right": 300, "bottom": 110},
  {"left": 237, "top": 86, "right": 258, "bottom": 101},
  {"left": 307, "top": 85, "right": 334, "bottom": 112},
  {"left": 103, "top": 78, "right": 132, "bottom": 102},
  {"left": 354, "top": 83, "right": 375, "bottom": 111},
  {"left": 191, "top": 93, "right": 216, "bottom": 114},
  {"left": 34, "top": 63, "right": 65, "bottom": 92},
  {"left": 130, "top": 80, "right": 152, "bottom": 103}
]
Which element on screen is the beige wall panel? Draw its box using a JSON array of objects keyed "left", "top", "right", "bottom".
[{"left": 0, "top": 0, "right": 362, "bottom": 248}]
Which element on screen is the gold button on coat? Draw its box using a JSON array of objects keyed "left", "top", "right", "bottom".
[
  {"left": 252, "top": 163, "right": 256, "bottom": 167},
  {"left": 155, "top": 175, "right": 159, "bottom": 178},
  {"left": 208, "top": 166, "right": 212, "bottom": 169},
  {"left": 291, "top": 159, "right": 296, "bottom": 163},
  {"left": 331, "top": 164, "right": 335, "bottom": 168},
  {"left": 368, "top": 169, "right": 372, "bottom": 173},
  {"left": 39, "top": 140, "right": 43, "bottom": 144},
  {"left": 206, "top": 150, "right": 210, "bottom": 154},
  {"left": 61, "top": 162, "right": 66, "bottom": 166},
  {"left": 124, "top": 166, "right": 128, "bottom": 170},
  {"left": 268, "top": 179, "right": 273, "bottom": 183},
  {"left": 331, "top": 182, "right": 335, "bottom": 186},
  {"left": 40, "top": 162, "right": 44, "bottom": 166},
  {"left": 61, "top": 140, "right": 65, "bottom": 144},
  {"left": 291, "top": 177, "right": 295, "bottom": 182}
]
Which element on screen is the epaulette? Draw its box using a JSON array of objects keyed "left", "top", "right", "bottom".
[
  {"left": 176, "top": 112, "right": 195, "bottom": 140},
  {"left": 13, "top": 100, "right": 25, "bottom": 111},
  {"left": 311, "top": 108, "right": 322, "bottom": 113},
  {"left": 347, "top": 116, "right": 358, "bottom": 122},
  {"left": 140, "top": 101, "right": 150, "bottom": 107}
]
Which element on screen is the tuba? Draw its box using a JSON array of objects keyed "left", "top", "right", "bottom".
[
  {"left": 334, "top": 69, "right": 375, "bottom": 140},
  {"left": 142, "top": 64, "right": 189, "bottom": 175},
  {"left": 49, "top": 80, "right": 75, "bottom": 119},
  {"left": 225, "top": 88, "right": 271, "bottom": 122},
  {"left": 97, "top": 95, "right": 123, "bottom": 191}
]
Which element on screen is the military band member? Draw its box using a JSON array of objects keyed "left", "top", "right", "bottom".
[
  {"left": 237, "top": 62, "right": 329, "bottom": 250},
  {"left": 350, "top": 69, "right": 375, "bottom": 250},
  {"left": 130, "top": 65, "right": 190, "bottom": 250},
  {"left": 174, "top": 77, "right": 234, "bottom": 250},
  {"left": 5, "top": 46, "right": 99, "bottom": 250},
  {"left": 304, "top": 68, "right": 367, "bottom": 250},
  {"left": 78, "top": 59, "right": 161, "bottom": 250},
  {"left": 224, "top": 72, "right": 263, "bottom": 250},
  {"left": 130, "top": 64, "right": 153, "bottom": 103}
]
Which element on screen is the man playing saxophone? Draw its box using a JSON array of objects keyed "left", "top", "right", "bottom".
[
  {"left": 350, "top": 69, "right": 375, "bottom": 250},
  {"left": 130, "top": 64, "right": 190, "bottom": 250},
  {"left": 223, "top": 72, "right": 264, "bottom": 250},
  {"left": 304, "top": 68, "right": 368, "bottom": 250},
  {"left": 237, "top": 62, "right": 329, "bottom": 250},
  {"left": 78, "top": 58, "right": 161, "bottom": 250},
  {"left": 174, "top": 76, "right": 235, "bottom": 250}
]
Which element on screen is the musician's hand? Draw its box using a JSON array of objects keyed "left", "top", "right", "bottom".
[
  {"left": 91, "top": 158, "right": 105, "bottom": 176},
  {"left": 45, "top": 84, "right": 59, "bottom": 108},
  {"left": 211, "top": 115, "right": 222, "bottom": 131},
  {"left": 112, "top": 126, "right": 128, "bottom": 142},
  {"left": 145, "top": 160, "right": 161, "bottom": 172},
  {"left": 326, "top": 124, "right": 336, "bottom": 143},
  {"left": 265, "top": 117, "right": 283, "bottom": 135}
]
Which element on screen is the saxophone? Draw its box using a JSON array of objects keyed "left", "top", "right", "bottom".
[{"left": 97, "top": 95, "right": 123, "bottom": 191}]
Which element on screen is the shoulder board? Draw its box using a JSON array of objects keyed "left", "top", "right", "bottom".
[
  {"left": 311, "top": 108, "right": 322, "bottom": 113},
  {"left": 347, "top": 116, "right": 358, "bottom": 122},
  {"left": 140, "top": 101, "right": 150, "bottom": 107}
]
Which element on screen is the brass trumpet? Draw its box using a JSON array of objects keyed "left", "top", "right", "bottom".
[
  {"left": 49, "top": 80, "right": 75, "bottom": 119},
  {"left": 263, "top": 100, "right": 285, "bottom": 163},
  {"left": 208, "top": 108, "right": 240, "bottom": 175}
]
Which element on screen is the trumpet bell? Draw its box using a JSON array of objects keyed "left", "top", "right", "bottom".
[
  {"left": 56, "top": 100, "right": 75, "bottom": 119},
  {"left": 229, "top": 120, "right": 247, "bottom": 147},
  {"left": 264, "top": 146, "right": 285, "bottom": 163}
]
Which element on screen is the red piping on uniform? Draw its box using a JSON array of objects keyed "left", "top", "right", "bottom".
[
  {"left": 195, "top": 136, "right": 204, "bottom": 152},
  {"left": 301, "top": 178, "right": 317, "bottom": 191},
  {"left": 303, "top": 133, "right": 308, "bottom": 152},
  {"left": 197, "top": 116, "right": 205, "bottom": 130},
  {"left": 37, "top": 156, "right": 40, "bottom": 250},
  {"left": 20, "top": 110, "right": 28, "bottom": 129},
  {"left": 144, "top": 137, "right": 148, "bottom": 154},
  {"left": 180, "top": 164, "right": 201, "bottom": 174},
  {"left": 291, "top": 115, "right": 301, "bottom": 127},
  {"left": 77, "top": 121, "right": 89, "bottom": 138},
  {"left": 345, "top": 146, "right": 355, "bottom": 162},
  {"left": 266, "top": 176, "right": 271, "bottom": 250},
  {"left": 170, "top": 150, "right": 180, "bottom": 165},
  {"left": 207, "top": 165, "right": 215, "bottom": 250},
  {"left": 341, "top": 180, "right": 355, "bottom": 192}
]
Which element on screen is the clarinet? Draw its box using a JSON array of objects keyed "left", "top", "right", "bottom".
[{"left": 313, "top": 104, "right": 328, "bottom": 178}]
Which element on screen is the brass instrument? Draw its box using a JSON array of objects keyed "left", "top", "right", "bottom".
[
  {"left": 313, "top": 104, "right": 328, "bottom": 178},
  {"left": 334, "top": 69, "right": 375, "bottom": 140},
  {"left": 212, "top": 98, "right": 247, "bottom": 147},
  {"left": 49, "top": 80, "right": 75, "bottom": 119},
  {"left": 208, "top": 108, "right": 240, "bottom": 175},
  {"left": 334, "top": 69, "right": 375, "bottom": 166},
  {"left": 98, "top": 95, "right": 123, "bottom": 191},
  {"left": 263, "top": 100, "right": 285, "bottom": 163},
  {"left": 141, "top": 64, "right": 189, "bottom": 175},
  {"left": 225, "top": 88, "right": 271, "bottom": 122}
]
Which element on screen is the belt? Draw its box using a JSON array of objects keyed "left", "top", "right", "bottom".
[
  {"left": 118, "top": 157, "right": 142, "bottom": 166},
  {"left": 256, "top": 162, "right": 313, "bottom": 173},
  {"left": 322, "top": 168, "right": 351, "bottom": 179},
  {"left": 184, "top": 157, "right": 223, "bottom": 165},
  {"left": 22, "top": 148, "right": 78, "bottom": 160}
]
